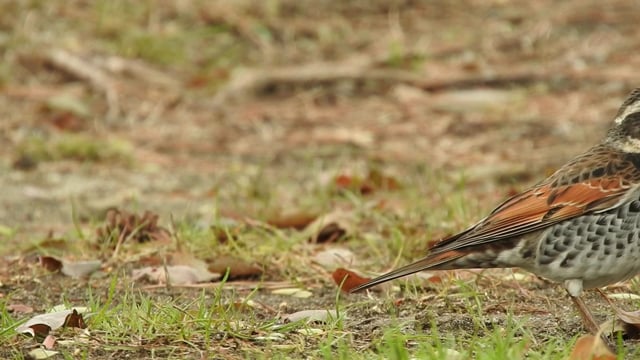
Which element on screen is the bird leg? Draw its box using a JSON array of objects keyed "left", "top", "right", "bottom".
[{"left": 567, "top": 290, "right": 600, "bottom": 335}]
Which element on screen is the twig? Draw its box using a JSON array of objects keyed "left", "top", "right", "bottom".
[
  {"left": 45, "top": 48, "right": 120, "bottom": 121},
  {"left": 211, "top": 61, "right": 636, "bottom": 108}
]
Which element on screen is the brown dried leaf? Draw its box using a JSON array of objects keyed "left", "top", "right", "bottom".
[
  {"left": 39, "top": 256, "right": 63, "bottom": 272},
  {"left": 314, "top": 223, "right": 347, "bottom": 244},
  {"left": 8, "top": 303, "right": 34, "bottom": 314},
  {"left": 568, "top": 334, "right": 615, "bottom": 360},
  {"left": 208, "top": 255, "right": 263, "bottom": 279},
  {"left": 332, "top": 268, "right": 371, "bottom": 293},
  {"left": 42, "top": 334, "right": 56, "bottom": 350},
  {"left": 266, "top": 212, "right": 318, "bottom": 230},
  {"left": 96, "top": 208, "right": 171, "bottom": 247},
  {"left": 305, "top": 210, "right": 353, "bottom": 244},
  {"left": 613, "top": 307, "right": 640, "bottom": 325},
  {"left": 16, "top": 309, "right": 87, "bottom": 338}
]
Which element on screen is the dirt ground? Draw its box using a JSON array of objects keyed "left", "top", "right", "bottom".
[{"left": 3, "top": 0, "right": 640, "bottom": 358}]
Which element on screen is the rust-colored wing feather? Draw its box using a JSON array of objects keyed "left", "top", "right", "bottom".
[{"left": 351, "top": 144, "right": 640, "bottom": 292}]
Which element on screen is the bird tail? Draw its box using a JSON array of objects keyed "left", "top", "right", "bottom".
[{"left": 349, "top": 250, "right": 466, "bottom": 292}]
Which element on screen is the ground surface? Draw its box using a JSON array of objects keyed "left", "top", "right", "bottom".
[{"left": 2, "top": 1, "right": 640, "bottom": 359}]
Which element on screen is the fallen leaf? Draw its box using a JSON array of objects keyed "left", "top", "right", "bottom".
[
  {"left": 311, "top": 248, "right": 356, "bottom": 269},
  {"left": 305, "top": 210, "right": 354, "bottom": 244},
  {"left": 96, "top": 209, "right": 171, "bottom": 247},
  {"left": 271, "top": 288, "right": 313, "bottom": 298},
  {"left": 282, "top": 309, "right": 339, "bottom": 323},
  {"left": 314, "top": 223, "right": 347, "bottom": 243},
  {"left": 42, "top": 334, "right": 56, "bottom": 349},
  {"left": 50, "top": 305, "right": 89, "bottom": 313},
  {"left": 8, "top": 304, "right": 34, "bottom": 314},
  {"left": 16, "top": 308, "right": 87, "bottom": 338},
  {"left": 612, "top": 307, "right": 640, "bottom": 326},
  {"left": 332, "top": 268, "right": 371, "bottom": 293},
  {"left": 39, "top": 256, "right": 63, "bottom": 272},
  {"left": 39, "top": 256, "right": 101, "bottom": 278},
  {"left": 266, "top": 212, "right": 318, "bottom": 230},
  {"left": 132, "top": 265, "right": 220, "bottom": 285},
  {"left": 207, "top": 255, "right": 263, "bottom": 279},
  {"left": 61, "top": 259, "right": 102, "bottom": 278},
  {"left": 568, "top": 334, "right": 615, "bottom": 360},
  {"left": 27, "top": 349, "right": 59, "bottom": 359}
]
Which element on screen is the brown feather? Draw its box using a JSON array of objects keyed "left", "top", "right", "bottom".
[{"left": 351, "top": 143, "right": 640, "bottom": 293}]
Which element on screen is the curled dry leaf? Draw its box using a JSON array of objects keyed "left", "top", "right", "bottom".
[
  {"left": 282, "top": 309, "right": 338, "bottom": 323},
  {"left": 305, "top": 210, "right": 354, "bottom": 244},
  {"left": 39, "top": 256, "right": 63, "bottom": 272},
  {"left": 132, "top": 265, "right": 220, "bottom": 285},
  {"left": 266, "top": 212, "right": 318, "bottom": 230},
  {"left": 601, "top": 295, "right": 640, "bottom": 335},
  {"left": 311, "top": 248, "right": 356, "bottom": 269},
  {"left": 16, "top": 308, "right": 87, "bottom": 338},
  {"left": 96, "top": 208, "right": 171, "bottom": 247},
  {"left": 42, "top": 334, "right": 56, "bottom": 350},
  {"left": 38, "top": 256, "right": 101, "bottom": 278},
  {"left": 568, "top": 334, "right": 615, "bottom": 360},
  {"left": 208, "top": 255, "right": 263, "bottom": 279},
  {"left": 611, "top": 307, "right": 640, "bottom": 338},
  {"left": 61, "top": 259, "right": 102, "bottom": 278},
  {"left": 314, "top": 223, "right": 347, "bottom": 244},
  {"left": 332, "top": 268, "right": 371, "bottom": 293}
]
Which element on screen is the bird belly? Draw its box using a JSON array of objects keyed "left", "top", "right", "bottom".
[{"left": 530, "top": 197, "right": 640, "bottom": 289}]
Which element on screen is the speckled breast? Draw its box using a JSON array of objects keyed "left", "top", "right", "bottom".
[{"left": 534, "top": 191, "right": 640, "bottom": 288}]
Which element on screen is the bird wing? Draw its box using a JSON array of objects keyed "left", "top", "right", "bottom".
[
  {"left": 429, "top": 147, "right": 640, "bottom": 255},
  {"left": 350, "top": 146, "right": 640, "bottom": 292}
]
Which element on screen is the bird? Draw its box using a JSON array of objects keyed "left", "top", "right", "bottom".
[{"left": 351, "top": 88, "right": 640, "bottom": 335}]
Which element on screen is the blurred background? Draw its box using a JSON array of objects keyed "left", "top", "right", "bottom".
[{"left": 1, "top": 0, "right": 639, "bottom": 243}]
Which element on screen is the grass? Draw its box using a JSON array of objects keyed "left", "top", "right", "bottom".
[
  {"left": 4, "top": 154, "right": 636, "bottom": 358},
  {"left": 0, "top": 166, "right": 607, "bottom": 359}
]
